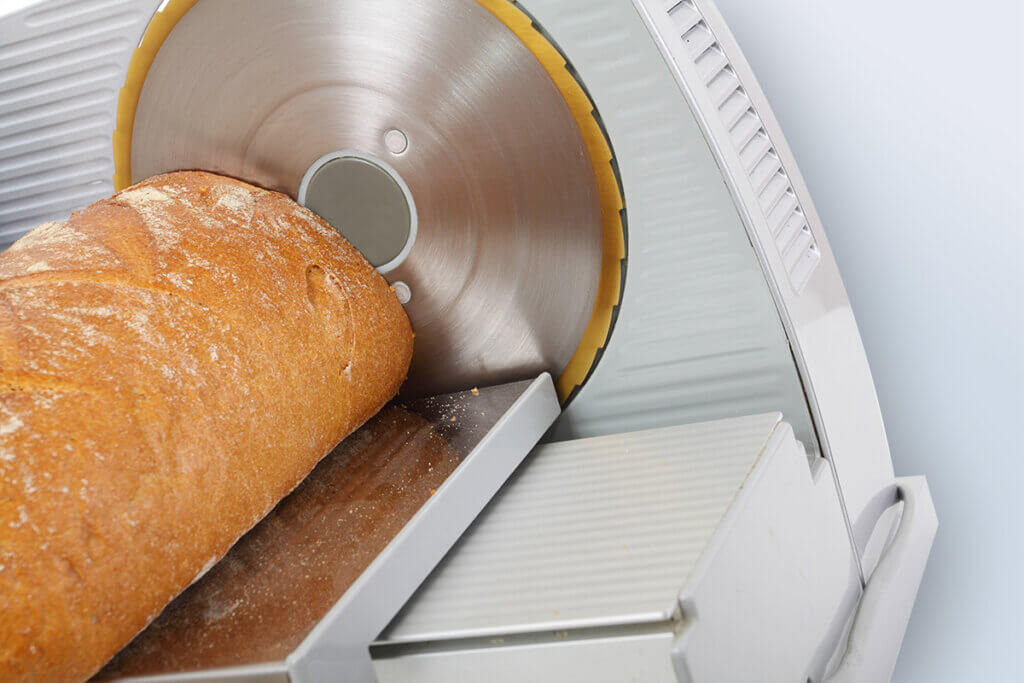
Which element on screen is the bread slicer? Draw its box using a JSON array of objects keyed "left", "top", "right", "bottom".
[{"left": 0, "top": 0, "right": 937, "bottom": 681}]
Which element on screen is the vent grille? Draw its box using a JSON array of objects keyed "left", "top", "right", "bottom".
[{"left": 666, "top": 0, "right": 820, "bottom": 292}]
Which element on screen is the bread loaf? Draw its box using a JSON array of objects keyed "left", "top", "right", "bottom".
[{"left": 0, "top": 171, "right": 413, "bottom": 682}]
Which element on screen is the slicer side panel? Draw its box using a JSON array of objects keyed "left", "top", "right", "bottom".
[
  {"left": 672, "top": 424, "right": 860, "bottom": 683},
  {"left": 522, "top": 0, "right": 818, "bottom": 453},
  {"left": 632, "top": 0, "right": 897, "bottom": 577},
  {"left": 0, "top": 0, "right": 158, "bottom": 245}
]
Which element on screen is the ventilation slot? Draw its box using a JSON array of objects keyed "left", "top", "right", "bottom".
[{"left": 663, "top": 0, "right": 820, "bottom": 292}]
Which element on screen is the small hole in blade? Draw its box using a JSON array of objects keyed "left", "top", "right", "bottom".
[{"left": 384, "top": 129, "right": 409, "bottom": 155}]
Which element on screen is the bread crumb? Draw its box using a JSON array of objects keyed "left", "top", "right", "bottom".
[{"left": 470, "top": 387, "right": 479, "bottom": 395}]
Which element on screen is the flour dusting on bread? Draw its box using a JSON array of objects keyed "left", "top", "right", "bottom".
[{"left": 0, "top": 171, "right": 413, "bottom": 683}]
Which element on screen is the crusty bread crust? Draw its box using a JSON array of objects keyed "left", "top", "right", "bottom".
[{"left": 0, "top": 171, "right": 413, "bottom": 682}]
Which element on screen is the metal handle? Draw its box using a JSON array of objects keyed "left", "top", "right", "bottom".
[{"left": 826, "top": 476, "right": 937, "bottom": 683}]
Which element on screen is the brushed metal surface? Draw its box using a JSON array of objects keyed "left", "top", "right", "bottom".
[
  {"left": 379, "top": 413, "right": 783, "bottom": 642},
  {"left": 130, "top": 0, "right": 603, "bottom": 398}
]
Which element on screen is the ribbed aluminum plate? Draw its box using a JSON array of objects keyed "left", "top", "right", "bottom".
[
  {"left": 0, "top": 0, "right": 155, "bottom": 244},
  {"left": 379, "top": 412, "right": 782, "bottom": 642}
]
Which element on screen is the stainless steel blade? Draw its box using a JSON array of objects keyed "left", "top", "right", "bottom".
[{"left": 130, "top": 0, "right": 603, "bottom": 398}]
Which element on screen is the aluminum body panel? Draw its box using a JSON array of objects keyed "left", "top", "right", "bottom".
[
  {"left": 522, "top": 0, "right": 817, "bottom": 453},
  {"left": 632, "top": 0, "right": 898, "bottom": 577},
  {"left": 375, "top": 416, "right": 859, "bottom": 682},
  {"left": 672, "top": 424, "right": 859, "bottom": 682},
  {"left": 374, "top": 631, "right": 680, "bottom": 683},
  {"left": 384, "top": 413, "right": 782, "bottom": 641}
]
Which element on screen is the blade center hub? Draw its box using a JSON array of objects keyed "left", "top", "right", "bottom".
[{"left": 298, "top": 151, "right": 418, "bottom": 274}]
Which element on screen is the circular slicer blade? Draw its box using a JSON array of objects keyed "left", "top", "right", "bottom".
[{"left": 130, "top": 0, "right": 603, "bottom": 398}]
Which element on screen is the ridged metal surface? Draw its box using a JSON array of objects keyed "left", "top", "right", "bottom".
[
  {"left": 665, "top": 0, "right": 821, "bottom": 292},
  {"left": 529, "top": 0, "right": 815, "bottom": 450},
  {"left": 0, "top": 0, "right": 154, "bottom": 246},
  {"left": 380, "top": 413, "right": 782, "bottom": 642}
]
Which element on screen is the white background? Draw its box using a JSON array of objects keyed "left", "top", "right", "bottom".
[{"left": 711, "top": 0, "right": 1023, "bottom": 680}]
